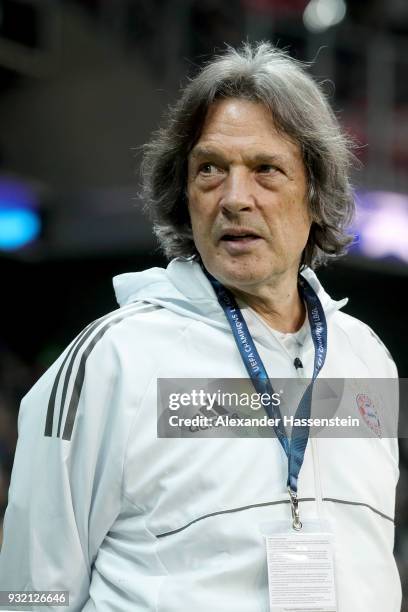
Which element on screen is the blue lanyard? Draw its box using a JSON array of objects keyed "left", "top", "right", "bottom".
[{"left": 203, "top": 268, "right": 328, "bottom": 526}]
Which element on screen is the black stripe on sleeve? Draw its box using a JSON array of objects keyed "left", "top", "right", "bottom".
[
  {"left": 44, "top": 322, "right": 93, "bottom": 437},
  {"left": 45, "top": 304, "right": 140, "bottom": 438},
  {"left": 61, "top": 308, "right": 140, "bottom": 441},
  {"left": 55, "top": 314, "right": 124, "bottom": 437}
]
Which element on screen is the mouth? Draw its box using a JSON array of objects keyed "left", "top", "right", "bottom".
[
  {"left": 218, "top": 228, "right": 263, "bottom": 253},
  {"left": 219, "top": 229, "right": 262, "bottom": 242}
]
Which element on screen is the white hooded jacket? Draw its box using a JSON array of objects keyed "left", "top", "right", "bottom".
[{"left": 0, "top": 259, "right": 401, "bottom": 611}]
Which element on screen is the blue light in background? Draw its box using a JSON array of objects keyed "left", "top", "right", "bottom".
[
  {"left": 0, "top": 208, "right": 41, "bottom": 250},
  {"left": 0, "top": 178, "right": 41, "bottom": 251},
  {"left": 353, "top": 191, "right": 408, "bottom": 264}
]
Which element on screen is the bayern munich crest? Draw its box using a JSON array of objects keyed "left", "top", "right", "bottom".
[{"left": 356, "top": 393, "right": 382, "bottom": 438}]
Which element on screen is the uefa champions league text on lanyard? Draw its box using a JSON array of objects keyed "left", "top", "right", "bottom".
[{"left": 203, "top": 267, "right": 327, "bottom": 532}]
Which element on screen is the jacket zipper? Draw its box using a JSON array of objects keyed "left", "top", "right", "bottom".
[{"left": 311, "top": 437, "right": 324, "bottom": 522}]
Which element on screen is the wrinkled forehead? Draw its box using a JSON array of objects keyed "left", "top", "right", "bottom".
[{"left": 190, "top": 97, "right": 302, "bottom": 157}]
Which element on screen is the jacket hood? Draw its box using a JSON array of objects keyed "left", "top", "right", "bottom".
[{"left": 113, "top": 258, "right": 348, "bottom": 331}]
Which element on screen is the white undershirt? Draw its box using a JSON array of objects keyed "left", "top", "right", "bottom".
[
  {"left": 239, "top": 303, "right": 310, "bottom": 424},
  {"left": 239, "top": 301, "right": 310, "bottom": 362}
]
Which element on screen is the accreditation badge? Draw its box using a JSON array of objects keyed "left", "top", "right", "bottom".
[{"left": 262, "top": 521, "right": 337, "bottom": 612}]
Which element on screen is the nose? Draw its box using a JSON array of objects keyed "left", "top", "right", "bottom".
[{"left": 219, "top": 168, "right": 255, "bottom": 215}]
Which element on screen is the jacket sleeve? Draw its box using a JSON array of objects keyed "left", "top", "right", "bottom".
[{"left": 0, "top": 327, "right": 129, "bottom": 611}]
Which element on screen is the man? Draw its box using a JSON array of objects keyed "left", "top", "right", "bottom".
[{"left": 0, "top": 43, "right": 401, "bottom": 611}]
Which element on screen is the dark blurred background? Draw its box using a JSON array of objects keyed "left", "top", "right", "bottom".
[{"left": 0, "top": 0, "right": 407, "bottom": 605}]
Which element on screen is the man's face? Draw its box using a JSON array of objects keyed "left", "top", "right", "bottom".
[{"left": 187, "top": 98, "right": 312, "bottom": 292}]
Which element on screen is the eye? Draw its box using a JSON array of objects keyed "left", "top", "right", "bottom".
[
  {"left": 257, "top": 164, "right": 279, "bottom": 174},
  {"left": 198, "top": 163, "right": 220, "bottom": 175}
]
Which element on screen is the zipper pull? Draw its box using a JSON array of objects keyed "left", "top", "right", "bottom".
[{"left": 288, "top": 487, "right": 302, "bottom": 531}]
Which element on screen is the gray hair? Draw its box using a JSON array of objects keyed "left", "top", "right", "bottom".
[{"left": 140, "top": 42, "right": 356, "bottom": 269}]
